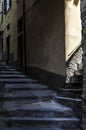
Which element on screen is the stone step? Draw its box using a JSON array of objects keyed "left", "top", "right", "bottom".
[
  {"left": 66, "top": 81, "right": 82, "bottom": 89},
  {"left": 0, "top": 67, "right": 13, "bottom": 70},
  {"left": 59, "top": 88, "right": 82, "bottom": 98},
  {"left": 1, "top": 90, "right": 56, "bottom": 100},
  {"left": 0, "top": 68, "right": 16, "bottom": 71},
  {"left": 70, "top": 75, "right": 82, "bottom": 82},
  {"left": 54, "top": 96, "right": 82, "bottom": 118},
  {"left": 0, "top": 78, "right": 37, "bottom": 85},
  {"left": 0, "top": 65, "right": 11, "bottom": 67},
  {"left": 0, "top": 100, "right": 73, "bottom": 118},
  {"left": 4, "top": 83, "right": 49, "bottom": 91},
  {"left": 7, "top": 127, "right": 80, "bottom": 130},
  {"left": 5, "top": 117, "right": 80, "bottom": 129},
  {"left": 0, "top": 82, "right": 38, "bottom": 89},
  {"left": 57, "top": 93, "right": 81, "bottom": 99},
  {"left": 58, "top": 89, "right": 82, "bottom": 99},
  {"left": 0, "top": 77, "right": 33, "bottom": 80},
  {"left": 0, "top": 71, "right": 21, "bottom": 74},
  {"left": 59, "top": 88, "right": 82, "bottom": 92},
  {"left": 0, "top": 109, "right": 72, "bottom": 118},
  {"left": 0, "top": 74, "right": 27, "bottom": 78},
  {"left": 0, "top": 77, "right": 30, "bottom": 79},
  {"left": 54, "top": 96, "right": 81, "bottom": 102}
]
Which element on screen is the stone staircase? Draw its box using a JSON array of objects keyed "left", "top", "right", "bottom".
[
  {"left": 0, "top": 65, "right": 82, "bottom": 130},
  {"left": 57, "top": 68, "right": 82, "bottom": 121}
]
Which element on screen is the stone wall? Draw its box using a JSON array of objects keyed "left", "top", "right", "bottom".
[
  {"left": 81, "top": 9, "right": 86, "bottom": 130},
  {"left": 71, "top": 1, "right": 86, "bottom": 129},
  {"left": 66, "top": 47, "right": 82, "bottom": 82}
]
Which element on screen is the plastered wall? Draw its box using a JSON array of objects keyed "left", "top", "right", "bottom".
[
  {"left": 65, "top": 0, "right": 81, "bottom": 61},
  {"left": 0, "top": 0, "right": 66, "bottom": 87},
  {"left": 25, "top": 0, "right": 65, "bottom": 76},
  {"left": 0, "top": 0, "right": 18, "bottom": 61}
]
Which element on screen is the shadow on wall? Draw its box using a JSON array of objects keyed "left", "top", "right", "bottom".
[{"left": 25, "top": 67, "right": 65, "bottom": 90}]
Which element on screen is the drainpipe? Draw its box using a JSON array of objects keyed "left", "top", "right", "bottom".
[{"left": 22, "top": 0, "right": 27, "bottom": 71}]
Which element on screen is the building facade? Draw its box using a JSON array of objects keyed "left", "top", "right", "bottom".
[{"left": 0, "top": 0, "right": 82, "bottom": 89}]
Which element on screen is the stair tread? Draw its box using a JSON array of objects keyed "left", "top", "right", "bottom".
[
  {"left": 67, "top": 81, "right": 82, "bottom": 84},
  {"left": 0, "top": 78, "right": 37, "bottom": 82},
  {"left": 7, "top": 127, "right": 80, "bottom": 130},
  {"left": 2, "top": 100, "right": 72, "bottom": 112},
  {"left": 0, "top": 71, "right": 21, "bottom": 74},
  {"left": 55, "top": 96, "right": 81, "bottom": 102},
  {"left": 58, "top": 89, "right": 82, "bottom": 99},
  {"left": 0, "top": 74, "right": 27, "bottom": 78},
  {"left": 0, "top": 69, "right": 16, "bottom": 71},
  {"left": 0, "top": 116, "right": 81, "bottom": 129},
  {"left": 6, "top": 116, "right": 80, "bottom": 122},
  {"left": 57, "top": 93, "right": 81, "bottom": 99},
  {"left": 59, "top": 88, "right": 82, "bottom": 91},
  {"left": 3, "top": 90, "right": 56, "bottom": 99},
  {"left": 4, "top": 83, "right": 48, "bottom": 90},
  {"left": 0, "top": 77, "right": 35, "bottom": 80}
]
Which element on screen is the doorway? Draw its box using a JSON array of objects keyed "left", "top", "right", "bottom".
[
  {"left": 6, "top": 35, "right": 10, "bottom": 64},
  {"left": 17, "top": 34, "right": 23, "bottom": 67}
]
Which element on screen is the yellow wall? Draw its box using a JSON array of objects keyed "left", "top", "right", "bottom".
[
  {"left": 0, "top": 1, "right": 18, "bottom": 61},
  {"left": 65, "top": 0, "right": 81, "bottom": 61}
]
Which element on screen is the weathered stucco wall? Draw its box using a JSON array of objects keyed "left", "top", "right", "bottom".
[
  {"left": 65, "top": 0, "right": 81, "bottom": 61},
  {"left": 0, "top": 0, "right": 18, "bottom": 62},
  {"left": 26, "top": 0, "right": 65, "bottom": 76}
]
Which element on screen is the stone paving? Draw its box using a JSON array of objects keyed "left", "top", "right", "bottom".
[{"left": 0, "top": 65, "right": 82, "bottom": 130}]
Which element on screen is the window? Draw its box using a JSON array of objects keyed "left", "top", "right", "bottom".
[{"left": 4, "top": 0, "right": 12, "bottom": 14}]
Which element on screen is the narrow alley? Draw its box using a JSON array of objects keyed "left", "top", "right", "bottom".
[{"left": 0, "top": 0, "right": 84, "bottom": 129}]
